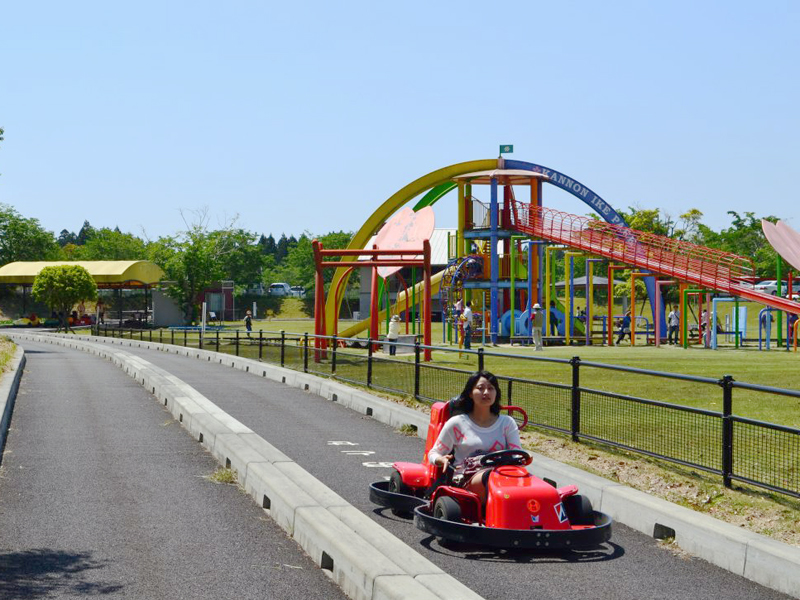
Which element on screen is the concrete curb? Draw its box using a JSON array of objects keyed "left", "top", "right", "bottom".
[
  {"left": 5, "top": 332, "right": 483, "bottom": 600},
  {"left": 10, "top": 333, "right": 800, "bottom": 598},
  {"left": 0, "top": 346, "right": 26, "bottom": 463}
]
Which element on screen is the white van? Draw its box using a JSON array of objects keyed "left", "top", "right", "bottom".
[{"left": 268, "top": 283, "right": 291, "bottom": 296}]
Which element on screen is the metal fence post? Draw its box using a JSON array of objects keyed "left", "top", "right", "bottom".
[
  {"left": 414, "top": 340, "right": 421, "bottom": 399},
  {"left": 303, "top": 332, "right": 309, "bottom": 373},
  {"left": 570, "top": 356, "right": 581, "bottom": 442},
  {"left": 258, "top": 330, "right": 263, "bottom": 360},
  {"left": 183, "top": 329, "right": 187, "bottom": 347},
  {"left": 235, "top": 330, "right": 240, "bottom": 356},
  {"left": 721, "top": 374, "right": 735, "bottom": 489},
  {"left": 280, "top": 330, "right": 286, "bottom": 367},
  {"left": 507, "top": 379, "right": 513, "bottom": 403},
  {"left": 216, "top": 329, "right": 220, "bottom": 352},
  {"left": 159, "top": 329, "right": 163, "bottom": 344},
  {"left": 478, "top": 347, "right": 484, "bottom": 372},
  {"left": 171, "top": 329, "right": 175, "bottom": 346},
  {"left": 332, "top": 335, "right": 337, "bottom": 374},
  {"left": 367, "top": 338, "right": 373, "bottom": 387}
]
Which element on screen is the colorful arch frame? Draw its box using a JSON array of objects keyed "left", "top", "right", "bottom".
[{"left": 325, "top": 159, "right": 638, "bottom": 336}]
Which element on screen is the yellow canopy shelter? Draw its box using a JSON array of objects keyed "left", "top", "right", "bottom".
[{"left": 0, "top": 261, "right": 165, "bottom": 288}]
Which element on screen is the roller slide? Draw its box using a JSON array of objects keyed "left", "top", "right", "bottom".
[{"left": 511, "top": 202, "right": 800, "bottom": 316}]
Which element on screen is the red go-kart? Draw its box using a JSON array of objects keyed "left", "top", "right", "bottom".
[{"left": 369, "top": 401, "right": 612, "bottom": 550}]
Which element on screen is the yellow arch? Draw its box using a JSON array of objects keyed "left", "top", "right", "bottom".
[{"left": 325, "top": 159, "right": 498, "bottom": 335}]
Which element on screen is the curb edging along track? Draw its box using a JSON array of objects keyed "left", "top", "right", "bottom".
[
  {"left": 5, "top": 331, "right": 800, "bottom": 599},
  {"left": 0, "top": 346, "right": 26, "bottom": 463},
  {"left": 3, "top": 331, "right": 482, "bottom": 600}
]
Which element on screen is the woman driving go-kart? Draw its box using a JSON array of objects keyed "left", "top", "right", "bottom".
[
  {"left": 427, "top": 371, "right": 524, "bottom": 504},
  {"left": 369, "top": 370, "right": 612, "bottom": 549}
]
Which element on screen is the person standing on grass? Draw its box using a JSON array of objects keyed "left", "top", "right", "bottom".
[
  {"left": 387, "top": 314, "right": 401, "bottom": 356},
  {"left": 462, "top": 302, "right": 473, "bottom": 350},
  {"left": 667, "top": 306, "right": 680, "bottom": 345},
  {"left": 531, "top": 303, "right": 544, "bottom": 351}
]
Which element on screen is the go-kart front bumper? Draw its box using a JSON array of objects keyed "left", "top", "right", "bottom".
[
  {"left": 414, "top": 505, "right": 613, "bottom": 549},
  {"left": 369, "top": 480, "right": 427, "bottom": 514}
]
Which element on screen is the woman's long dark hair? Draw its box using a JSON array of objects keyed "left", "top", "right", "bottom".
[{"left": 452, "top": 370, "right": 502, "bottom": 415}]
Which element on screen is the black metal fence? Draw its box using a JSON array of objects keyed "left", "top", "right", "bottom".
[{"left": 93, "top": 325, "right": 800, "bottom": 499}]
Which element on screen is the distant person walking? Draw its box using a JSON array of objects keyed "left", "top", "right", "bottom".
[
  {"left": 531, "top": 303, "right": 544, "bottom": 351},
  {"left": 244, "top": 310, "right": 253, "bottom": 338},
  {"left": 667, "top": 306, "right": 680, "bottom": 345},
  {"left": 616, "top": 311, "right": 632, "bottom": 345}
]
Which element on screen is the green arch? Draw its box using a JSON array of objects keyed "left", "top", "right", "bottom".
[{"left": 324, "top": 159, "right": 497, "bottom": 333}]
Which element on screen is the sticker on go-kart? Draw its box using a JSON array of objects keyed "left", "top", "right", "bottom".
[
  {"left": 554, "top": 502, "right": 568, "bottom": 523},
  {"left": 530, "top": 514, "right": 540, "bottom": 524},
  {"left": 526, "top": 499, "right": 541, "bottom": 513}
]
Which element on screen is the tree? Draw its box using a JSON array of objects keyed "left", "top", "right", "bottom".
[
  {"left": 258, "top": 234, "right": 276, "bottom": 256},
  {"left": 76, "top": 220, "right": 95, "bottom": 245},
  {"left": 275, "top": 234, "right": 290, "bottom": 263},
  {"left": 148, "top": 209, "right": 249, "bottom": 323},
  {"left": 58, "top": 229, "right": 78, "bottom": 247},
  {"left": 72, "top": 227, "right": 148, "bottom": 260},
  {"left": 216, "top": 228, "right": 265, "bottom": 288},
  {"left": 696, "top": 211, "right": 779, "bottom": 278},
  {"left": 31, "top": 265, "right": 98, "bottom": 332},
  {"left": 263, "top": 230, "right": 354, "bottom": 292},
  {"left": 0, "top": 204, "right": 61, "bottom": 264}
]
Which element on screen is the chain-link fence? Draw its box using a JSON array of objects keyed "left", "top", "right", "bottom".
[{"left": 93, "top": 325, "right": 800, "bottom": 499}]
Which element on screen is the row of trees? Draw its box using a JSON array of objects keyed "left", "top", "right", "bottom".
[
  {"left": 0, "top": 201, "right": 789, "bottom": 322},
  {"left": 0, "top": 204, "right": 354, "bottom": 321}
]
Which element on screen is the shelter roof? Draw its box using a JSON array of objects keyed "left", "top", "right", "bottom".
[
  {"left": 453, "top": 169, "right": 551, "bottom": 185},
  {"left": 0, "top": 261, "right": 165, "bottom": 288}
]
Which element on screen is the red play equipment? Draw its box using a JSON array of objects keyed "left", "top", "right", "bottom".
[
  {"left": 509, "top": 203, "right": 800, "bottom": 316},
  {"left": 312, "top": 239, "right": 433, "bottom": 360}
]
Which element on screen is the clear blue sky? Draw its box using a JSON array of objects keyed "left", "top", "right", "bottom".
[{"left": 2, "top": 1, "right": 798, "bottom": 242}]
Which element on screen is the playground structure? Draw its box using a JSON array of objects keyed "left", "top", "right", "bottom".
[{"left": 320, "top": 158, "right": 800, "bottom": 349}]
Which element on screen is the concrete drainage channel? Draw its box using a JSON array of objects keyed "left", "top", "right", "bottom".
[{"left": 5, "top": 332, "right": 800, "bottom": 599}]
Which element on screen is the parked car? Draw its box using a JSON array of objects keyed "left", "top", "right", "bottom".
[
  {"left": 754, "top": 280, "right": 800, "bottom": 296},
  {"left": 290, "top": 285, "right": 305, "bottom": 297},
  {"left": 754, "top": 280, "right": 779, "bottom": 295},
  {"left": 267, "top": 282, "right": 291, "bottom": 296}
]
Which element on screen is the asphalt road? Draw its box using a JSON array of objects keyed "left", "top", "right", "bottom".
[
  {"left": 0, "top": 341, "right": 346, "bottom": 600},
  {"left": 108, "top": 343, "right": 793, "bottom": 600}
]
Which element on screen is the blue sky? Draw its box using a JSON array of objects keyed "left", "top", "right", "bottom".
[{"left": 1, "top": 1, "right": 798, "bottom": 243}]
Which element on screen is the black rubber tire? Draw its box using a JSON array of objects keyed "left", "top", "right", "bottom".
[
  {"left": 563, "top": 494, "right": 594, "bottom": 525},
  {"left": 389, "top": 470, "right": 410, "bottom": 495},
  {"left": 389, "top": 471, "right": 412, "bottom": 517},
  {"left": 433, "top": 496, "right": 462, "bottom": 522}
]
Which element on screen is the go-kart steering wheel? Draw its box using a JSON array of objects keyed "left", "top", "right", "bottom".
[{"left": 479, "top": 449, "right": 532, "bottom": 468}]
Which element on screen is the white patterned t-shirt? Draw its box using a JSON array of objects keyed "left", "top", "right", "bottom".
[{"left": 427, "top": 414, "right": 522, "bottom": 467}]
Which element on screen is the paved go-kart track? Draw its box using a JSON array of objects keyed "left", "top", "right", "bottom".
[{"left": 1, "top": 338, "right": 794, "bottom": 600}]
